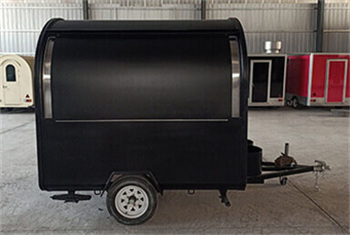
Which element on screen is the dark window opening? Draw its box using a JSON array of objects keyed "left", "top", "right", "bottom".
[{"left": 6, "top": 65, "right": 16, "bottom": 82}]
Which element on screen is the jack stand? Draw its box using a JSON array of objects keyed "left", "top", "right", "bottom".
[
  {"left": 219, "top": 189, "right": 231, "bottom": 207},
  {"left": 314, "top": 171, "right": 320, "bottom": 191},
  {"left": 51, "top": 191, "right": 91, "bottom": 203},
  {"left": 313, "top": 160, "right": 331, "bottom": 191}
]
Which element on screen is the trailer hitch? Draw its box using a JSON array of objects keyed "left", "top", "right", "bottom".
[
  {"left": 248, "top": 143, "right": 331, "bottom": 188},
  {"left": 314, "top": 160, "right": 331, "bottom": 172}
]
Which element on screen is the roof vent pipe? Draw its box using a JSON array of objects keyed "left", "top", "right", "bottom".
[{"left": 264, "top": 41, "right": 282, "bottom": 54}]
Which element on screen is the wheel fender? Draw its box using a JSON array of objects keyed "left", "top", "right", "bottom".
[{"left": 101, "top": 171, "right": 162, "bottom": 196}]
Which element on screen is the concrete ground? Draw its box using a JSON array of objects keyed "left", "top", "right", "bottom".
[{"left": 0, "top": 108, "right": 349, "bottom": 234}]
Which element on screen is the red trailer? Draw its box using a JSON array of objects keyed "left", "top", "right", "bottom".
[{"left": 286, "top": 53, "right": 349, "bottom": 108}]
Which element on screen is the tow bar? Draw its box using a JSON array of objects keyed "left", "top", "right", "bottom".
[{"left": 247, "top": 143, "right": 330, "bottom": 187}]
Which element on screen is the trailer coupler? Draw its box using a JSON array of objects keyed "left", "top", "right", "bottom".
[
  {"left": 219, "top": 189, "right": 231, "bottom": 207},
  {"left": 51, "top": 191, "right": 91, "bottom": 203}
]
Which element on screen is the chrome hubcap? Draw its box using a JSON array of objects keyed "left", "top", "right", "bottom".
[{"left": 115, "top": 185, "right": 149, "bottom": 219}]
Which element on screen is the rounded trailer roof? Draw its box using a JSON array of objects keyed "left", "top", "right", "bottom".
[
  {"left": 44, "top": 18, "right": 244, "bottom": 34},
  {"left": 0, "top": 54, "right": 34, "bottom": 65},
  {"left": 0, "top": 54, "right": 34, "bottom": 74}
]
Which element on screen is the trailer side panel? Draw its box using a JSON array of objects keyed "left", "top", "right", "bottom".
[{"left": 286, "top": 55, "right": 310, "bottom": 99}]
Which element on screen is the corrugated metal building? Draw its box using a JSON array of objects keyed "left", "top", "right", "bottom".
[{"left": 0, "top": 0, "right": 349, "bottom": 55}]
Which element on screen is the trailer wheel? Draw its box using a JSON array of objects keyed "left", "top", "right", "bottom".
[
  {"left": 106, "top": 175, "right": 158, "bottom": 225},
  {"left": 291, "top": 97, "right": 299, "bottom": 109},
  {"left": 279, "top": 177, "right": 288, "bottom": 186}
]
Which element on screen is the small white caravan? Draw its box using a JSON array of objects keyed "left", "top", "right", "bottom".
[{"left": 0, "top": 54, "right": 34, "bottom": 108}]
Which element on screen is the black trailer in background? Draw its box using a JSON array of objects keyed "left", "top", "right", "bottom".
[{"left": 248, "top": 54, "right": 287, "bottom": 107}]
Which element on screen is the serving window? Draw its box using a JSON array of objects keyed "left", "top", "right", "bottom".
[{"left": 51, "top": 34, "right": 232, "bottom": 121}]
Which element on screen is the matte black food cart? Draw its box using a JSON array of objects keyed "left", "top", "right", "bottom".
[{"left": 35, "top": 18, "right": 328, "bottom": 225}]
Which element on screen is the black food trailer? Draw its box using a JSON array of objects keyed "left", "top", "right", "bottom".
[
  {"left": 248, "top": 54, "right": 287, "bottom": 106},
  {"left": 35, "top": 18, "right": 328, "bottom": 225}
]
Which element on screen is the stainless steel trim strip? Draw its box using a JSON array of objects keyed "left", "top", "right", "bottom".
[
  {"left": 42, "top": 37, "right": 54, "bottom": 119},
  {"left": 248, "top": 60, "right": 254, "bottom": 104},
  {"left": 55, "top": 119, "right": 229, "bottom": 123},
  {"left": 307, "top": 53, "right": 314, "bottom": 106},
  {"left": 282, "top": 55, "right": 287, "bottom": 105},
  {"left": 343, "top": 60, "right": 349, "bottom": 103},
  {"left": 229, "top": 38, "right": 240, "bottom": 118},
  {"left": 248, "top": 54, "right": 288, "bottom": 57},
  {"left": 267, "top": 60, "right": 272, "bottom": 103}
]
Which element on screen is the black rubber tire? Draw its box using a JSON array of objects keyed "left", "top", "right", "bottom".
[
  {"left": 291, "top": 97, "right": 299, "bottom": 109},
  {"left": 106, "top": 175, "right": 158, "bottom": 225}
]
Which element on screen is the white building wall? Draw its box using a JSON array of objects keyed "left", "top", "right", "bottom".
[
  {"left": 0, "top": 0, "right": 348, "bottom": 55},
  {"left": 0, "top": 1, "right": 83, "bottom": 55}
]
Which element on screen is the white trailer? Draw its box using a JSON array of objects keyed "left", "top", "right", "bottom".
[{"left": 0, "top": 54, "right": 34, "bottom": 108}]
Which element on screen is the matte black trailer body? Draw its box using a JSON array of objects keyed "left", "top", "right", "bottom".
[{"left": 35, "top": 19, "right": 248, "bottom": 192}]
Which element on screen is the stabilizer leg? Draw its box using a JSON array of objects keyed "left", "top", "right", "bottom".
[{"left": 219, "top": 189, "right": 231, "bottom": 207}]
